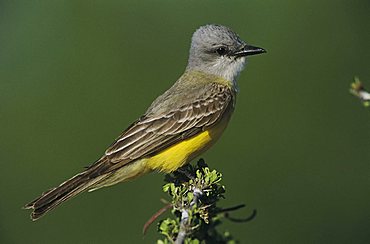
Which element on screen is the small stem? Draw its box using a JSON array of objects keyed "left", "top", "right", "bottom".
[
  {"left": 191, "top": 188, "right": 202, "bottom": 206},
  {"left": 143, "top": 203, "right": 172, "bottom": 235},
  {"left": 225, "top": 209, "right": 257, "bottom": 223},
  {"left": 216, "top": 204, "right": 245, "bottom": 214},
  {"left": 174, "top": 188, "right": 203, "bottom": 244},
  {"left": 350, "top": 77, "right": 370, "bottom": 106}
]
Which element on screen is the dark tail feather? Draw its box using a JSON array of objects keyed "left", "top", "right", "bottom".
[{"left": 24, "top": 171, "right": 107, "bottom": 221}]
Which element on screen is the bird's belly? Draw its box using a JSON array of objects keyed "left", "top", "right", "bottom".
[{"left": 146, "top": 119, "right": 229, "bottom": 173}]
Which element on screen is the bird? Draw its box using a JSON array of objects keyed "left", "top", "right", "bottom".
[{"left": 24, "top": 24, "right": 266, "bottom": 220}]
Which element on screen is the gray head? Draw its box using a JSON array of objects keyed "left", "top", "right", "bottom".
[{"left": 187, "top": 24, "right": 265, "bottom": 82}]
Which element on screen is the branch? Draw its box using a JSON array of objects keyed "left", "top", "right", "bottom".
[
  {"left": 350, "top": 77, "right": 370, "bottom": 107},
  {"left": 175, "top": 188, "right": 202, "bottom": 244},
  {"left": 155, "top": 159, "right": 254, "bottom": 243}
]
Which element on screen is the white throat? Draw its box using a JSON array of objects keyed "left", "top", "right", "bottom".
[{"left": 203, "top": 56, "right": 247, "bottom": 92}]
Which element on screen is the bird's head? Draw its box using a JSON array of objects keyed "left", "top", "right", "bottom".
[{"left": 187, "top": 24, "right": 266, "bottom": 83}]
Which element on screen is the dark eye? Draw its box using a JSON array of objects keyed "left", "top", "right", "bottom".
[{"left": 216, "top": 46, "right": 227, "bottom": 56}]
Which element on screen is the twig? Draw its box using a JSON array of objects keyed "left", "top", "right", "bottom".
[
  {"left": 216, "top": 204, "right": 246, "bottom": 214},
  {"left": 350, "top": 77, "right": 370, "bottom": 107},
  {"left": 225, "top": 209, "right": 257, "bottom": 223},
  {"left": 143, "top": 203, "right": 172, "bottom": 235}
]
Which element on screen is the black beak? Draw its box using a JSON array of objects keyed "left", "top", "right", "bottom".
[{"left": 233, "top": 45, "right": 266, "bottom": 57}]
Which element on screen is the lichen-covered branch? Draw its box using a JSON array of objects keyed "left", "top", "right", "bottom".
[{"left": 154, "top": 159, "right": 252, "bottom": 244}]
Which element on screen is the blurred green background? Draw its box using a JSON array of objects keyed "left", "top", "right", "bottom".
[{"left": 1, "top": 0, "right": 370, "bottom": 243}]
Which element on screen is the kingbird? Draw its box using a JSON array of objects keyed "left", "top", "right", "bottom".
[{"left": 25, "top": 24, "right": 266, "bottom": 220}]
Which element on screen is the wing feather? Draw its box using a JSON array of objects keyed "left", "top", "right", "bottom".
[{"left": 96, "top": 83, "right": 234, "bottom": 173}]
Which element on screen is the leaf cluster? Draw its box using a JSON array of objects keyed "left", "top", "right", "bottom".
[{"left": 157, "top": 159, "right": 237, "bottom": 244}]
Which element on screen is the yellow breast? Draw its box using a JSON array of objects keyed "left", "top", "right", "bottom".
[{"left": 145, "top": 118, "right": 230, "bottom": 173}]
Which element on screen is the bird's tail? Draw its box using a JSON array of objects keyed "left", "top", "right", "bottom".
[{"left": 24, "top": 165, "right": 111, "bottom": 221}]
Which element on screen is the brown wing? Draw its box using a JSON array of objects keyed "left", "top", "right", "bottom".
[{"left": 89, "top": 83, "right": 234, "bottom": 175}]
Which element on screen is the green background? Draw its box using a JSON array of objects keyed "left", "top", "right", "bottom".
[{"left": 1, "top": 0, "right": 370, "bottom": 243}]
